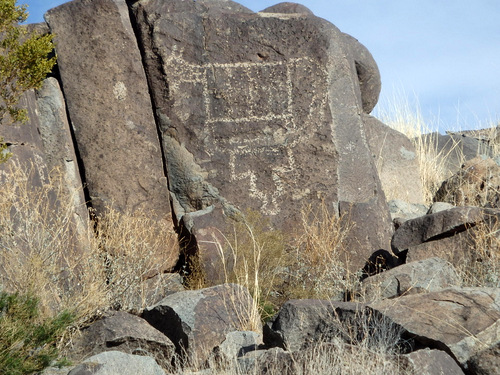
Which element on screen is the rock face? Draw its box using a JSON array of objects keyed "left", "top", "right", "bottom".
[
  {"left": 45, "top": 0, "right": 170, "bottom": 218},
  {"left": 131, "top": 0, "right": 392, "bottom": 271},
  {"left": 142, "top": 284, "right": 258, "bottom": 364},
  {"left": 370, "top": 287, "right": 500, "bottom": 366}
]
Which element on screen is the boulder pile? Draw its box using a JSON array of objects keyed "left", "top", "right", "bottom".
[{"left": 0, "top": 1, "right": 498, "bottom": 374}]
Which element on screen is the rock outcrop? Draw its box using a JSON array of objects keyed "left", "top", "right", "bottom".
[
  {"left": 45, "top": 0, "right": 171, "bottom": 219},
  {"left": 4, "top": 2, "right": 499, "bottom": 375}
]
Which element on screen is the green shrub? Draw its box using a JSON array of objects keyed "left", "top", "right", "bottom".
[{"left": 0, "top": 291, "right": 73, "bottom": 374}]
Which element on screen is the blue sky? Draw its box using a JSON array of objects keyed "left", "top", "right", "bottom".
[{"left": 23, "top": 0, "right": 500, "bottom": 133}]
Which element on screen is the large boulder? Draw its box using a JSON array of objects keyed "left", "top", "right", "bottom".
[
  {"left": 343, "top": 35, "right": 381, "bottom": 114},
  {"left": 263, "top": 299, "right": 405, "bottom": 352},
  {"left": 45, "top": 0, "right": 170, "bottom": 219},
  {"left": 370, "top": 287, "right": 500, "bottom": 366},
  {"left": 131, "top": 0, "right": 392, "bottom": 272},
  {"left": 142, "top": 284, "right": 259, "bottom": 364}
]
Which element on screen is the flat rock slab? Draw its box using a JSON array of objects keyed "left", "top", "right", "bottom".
[
  {"left": 68, "top": 311, "right": 175, "bottom": 370},
  {"left": 132, "top": 0, "right": 392, "bottom": 270},
  {"left": 142, "top": 283, "right": 258, "bottom": 364},
  {"left": 45, "top": 0, "right": 170, "bottom": 218},
  {"left": 391, "top": 206, "right": 487, "bottom": 254},
  {"left": 360, "top": 257, "right": 461, "bottom": 299},
  {"left": 370, "top": 287, "right": 500, "bottom": 365}
]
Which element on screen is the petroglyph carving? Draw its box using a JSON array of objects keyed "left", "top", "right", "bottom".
[{"left": 163, "top": 48, "right": 330, "bottom": 214}]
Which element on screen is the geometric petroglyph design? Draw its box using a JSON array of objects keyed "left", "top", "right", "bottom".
[{"left": 165, "top": 47, "right": 329, "bottom": 215}]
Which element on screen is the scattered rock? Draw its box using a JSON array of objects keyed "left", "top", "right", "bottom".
[
  {"left": 211, "top": 331, "right": 262, "bottom": 369},
  {"left": 468, "top": 342, "right": 500, "bottom": 375},
  {"left": 142, "top": 284, "right": 259, "bottom": 364},
  {"left": 391, "top": 206, "right": 486, "bottom": 254},
  {"left": 68, "top": 311, "right": 175, "bottom": 370},
  {"left": 417, "top": 132, "right": 494, "bottom": 177},
  {"left": 435, "top": 156, "right": 500, "bottom": 208},
  {"left": 427, "top": 201, "right": 455, "bottom": 214},
  {"left": 388, "top": 199, "right": 428, "bottom": 225}
]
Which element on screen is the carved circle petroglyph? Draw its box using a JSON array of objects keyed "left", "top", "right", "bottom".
[{"left": 164, "top": 47, "right": 329, "bottom": 215}]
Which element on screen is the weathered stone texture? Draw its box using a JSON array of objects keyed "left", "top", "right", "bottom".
[
  {"left": 68, "top": 311, "right": 175, "bottom": 370},
  {"left": 45, "top": 0, "right": 170, "bottom": 217},
  {"left": 142, "top": 284, "right": 258, "bottom": 364},
  {"left": 132, "top": 0, "right": 392, "bottom": 271},
  {"left": 370, "top": 287, "right": 500, "bottom": 366}
]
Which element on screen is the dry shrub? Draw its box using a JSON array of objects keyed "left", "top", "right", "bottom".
[
  {"left": 210, "top": 210, "right": 288, "bottom": 323},
  {"left": 91, "top": 207, "right": 179, "bottom": 312},
  {"left": 206, "top": 202, "right": 357, "bottom": 323},
  {"left": 0, "top": 162, "right": 178, "bottom": 328},
  {"left": 285, "top": 203, "right": 358, "bottom": 301}
]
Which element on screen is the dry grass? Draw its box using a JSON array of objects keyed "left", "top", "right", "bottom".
[
  {"left": 375, "top": 94, "right": 452, "bottom": 203},
  {"left": 0, "top": 162, "right": 178, "bottom": 329},
  {"left": 285, "top": 203, "right": 359, "bottom": 301},
  {"left": 458, "top": 220, "right": 500, "bottom": 288},
  {"left": 197, "top": 203, "right": 360, "bottom": 324}
]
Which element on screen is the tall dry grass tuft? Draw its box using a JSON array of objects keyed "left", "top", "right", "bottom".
[
  {"left": 375, "top": 94, "right": 451, "bottom": 203},
  {"left": 207, "top": 210, "right": 288, "bottom": 324},
  {"left": 204, "top": 202, "right": 358, "bottom": 324},
  {"left": 286, "top": 203, "right": 358, "bottom": 301},
  {"left": 0, "top": 163, "right": 178, "bottom": 329}
]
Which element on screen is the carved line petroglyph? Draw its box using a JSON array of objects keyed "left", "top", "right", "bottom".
[{"left": 164, "top": 47, "right": 328, "bottom": 215}]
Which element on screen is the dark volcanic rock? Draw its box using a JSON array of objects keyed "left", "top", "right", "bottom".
[
  {"left": 391, "top": 206, "right": 485, "bottom": 254},
  {"left": 69, "top": 311, "right": 175, "bottom": 370},
  {"left": 401, "top": 349, "right": 465, "bottom": 375},
  {"left": 131, "top": 0, "right": 392, "bottom": 271},
  {"left": 370, "top": 287, "right": 500, "bottom": 366},
  {"left": 434, "top": 156, "right": 500, "bottom": 209},
  {"left": 45, "top": 0, "right": 170, "bottom": 218},
  {"left": 142, "top": 284, "right": 258, "bottom": 364},
  {"left": 360, "top": 257, "right": 461, "bottom": 299},
  {"left": 343, "top": 35, "right": 381, "bottom": 114}
]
